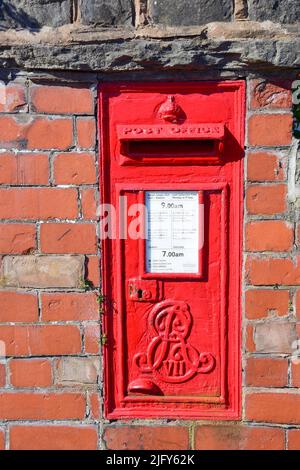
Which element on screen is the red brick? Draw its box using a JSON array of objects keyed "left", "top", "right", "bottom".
[
  {"left": 0, "top": 188, "right": 78, "bottom": 219},
  {"left": 246, "top": 393, "right": 300, "bottom": 424},
  {"left": 0, "top": 291, "right": 38, "bottom": 322},
  {"left": 0, "top": 116, "right": 73, "bottom": 150},
  {"left": 0, "top": 428, "right": 4, "bottom": 450},
  {"left": 0, "top": 116, "right": 25, "bottom": 146},
  {"left": 84, "top": 323, "right": 100, "bottom": 354},
  {"left": 246, "top": 324, "right": 255, "bottom": 352},
  {"left": 246, "top": 221, "right": 293, "bottom": 252},
  {"left": 42, "top": 292, "right": 99, "bottom": 321},
  {"left": 246, "top": 357, "right": 288, "bottom": 387},
  {"left": 27, "top": 117, "right": 73, "bottom": 150},
  {"left": 0, "top": 84, "right": 27, "bottom": 112},
  {"left": 248, "top": 114, "right": 292, "bottom": 146},
  {"left": 195, "top": 425, "right": 284, "bottom": 450},
  {"left": 246, "top": 184, "right": 287, "bottom": 215},
  {"left": 89, "top": 392, "right": 101, "bottom": 419},
  {"left": 291, "top": 362, "right": 300, "bottom": 387},
  {"left": 81, "top": 189, "right": 98, "bottom": 220},
  {"left": 0, "top": 325, "right": 81, "bottom": 356},
  {"left": 247, "top": 151, "right": 285, "bottom": 182},
  {"left": 0, "top": 364, "right": 6, "bottom": 387},
  {"left": 288, "top": 430, "right": 300, "bottom": 450},
  {"left": 104, "top": 426, "right": 189, "bottom": 450},
  {"left": 76, "top": 117, "right": 96, "bottom": 148},
  {"left": 250, "top": 80, "right": 292, "bottom": 109},
  {"left": 245, "top": 289, "right": 290, "bottom": 319},
  {"left": 53, "top": 152, "right": 96, "bottom": 184},
  {"left": 0, "top": 393, "right": 85, "bottom": 420},
  {"left": 86, "top": 256, "right": 100, "bottom": 287},
  {"left": 246, "top": 256, "right": 300, "bottom": 286},
  {"left": 10, "top": 359, "right": 52, "bottom": 388},
  {"left": 0, "top": 224, "right": 36, "bottom": 254},
  {"left": 40, "top": 223, "right": 97, "bottom": 254},
  {"left": 10, "top": 425, "right": 98, "bottom": 450},
  {"left": 0, "top": 153, "right": 49, "bottom": 185},
  {"left": 30, "top": 85, "right": 94, "bottom": 114}
]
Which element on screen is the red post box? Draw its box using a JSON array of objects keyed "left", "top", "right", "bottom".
[{"left": 99, "top": 81, "right": 245, "bottom": 419}]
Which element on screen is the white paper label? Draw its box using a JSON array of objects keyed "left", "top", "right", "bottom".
[{"left": 145, "top": 191, "right": 201, "bottom": 274}]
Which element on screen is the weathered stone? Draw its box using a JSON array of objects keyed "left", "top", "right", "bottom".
[
  {"left": 1, "top": 255, "right": 84, "bottom": 288},
  {"left": 234, "top": 0, "right": 248, "bottom": 20},
  {"left": 80, "top": 0, "right": 134, "bottom": 27},
  {"left": 0, "top": 25, "right": 298, "bottom": 72},
  {"left": 55, "top": 357, "right": 99, "bottom": 385},
  {"left": 205, "top": 20, "right": 287, "bottom": 39},
  {"left": 135, "top": 0, "right": 150, "bottom": 26},
  {"left": 248, "top": 0, "right": 299, "bottom": 24},
  {"left": 149, "top": 0, "right": 233, "bottom": 26},
  {"left": 0, "top": 0, "right": 71, "bottom": 30},
  {"left": 254, "top": 322, "right": 297, "bottom": 354}
]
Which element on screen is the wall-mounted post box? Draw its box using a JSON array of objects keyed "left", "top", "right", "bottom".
[{"left": 99, "top": 82, "right": 245, "bottom": 419}]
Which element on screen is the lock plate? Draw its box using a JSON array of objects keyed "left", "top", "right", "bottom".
[{"left": 128, "top": 278, "right": 161, "bottom": 302}]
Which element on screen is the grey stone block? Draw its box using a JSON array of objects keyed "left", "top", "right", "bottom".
[
  {"left": 149, "top": 0, "right": 233, "bottom": 26},
  {"left": 1, "top": 255, "right": 85, "bottom": 288},
  {"left": 80, "top": 0, "right": 134, "bottom": 26},
  {"left": 0, "top": 27, "right": 299, "bottom": 72},
  {"left": 248, "top": 0, "right": 299, "bottom": 24},
  {"left": 0, "top": 0, "right": 71, "bottom": 30},
  {"left": 254, "top": 321, "right": 297, "bottom": 354}
]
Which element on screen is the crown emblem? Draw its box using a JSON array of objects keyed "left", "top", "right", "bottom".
[{"left": 158, "top": 95, "right": 183, "bottom": 123}]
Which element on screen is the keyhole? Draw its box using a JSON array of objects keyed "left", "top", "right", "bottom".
[{"left": 137, "top": 289, "right": 143, "bottom": 299}]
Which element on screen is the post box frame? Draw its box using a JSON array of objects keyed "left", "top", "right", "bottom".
[{"left": 99, "top": 81, "right": 245, "bottom": 420}]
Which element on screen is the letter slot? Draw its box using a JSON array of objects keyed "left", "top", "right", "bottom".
[{"left": 117, "top": 123, "right": 224, "bottom": 165}]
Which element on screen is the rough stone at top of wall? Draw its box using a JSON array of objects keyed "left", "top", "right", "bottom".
[
  {"left": 248, "top": 0, "right": 299, "bottom": 24},
  {"left": 149, "top": 0, "right": 233, "bottom": 26},
  {"left": 80, "top": 0, "right": 134, "bottom": 27},
  {"left": 0, "top": 0, "right": 72, "bottom": 29}
]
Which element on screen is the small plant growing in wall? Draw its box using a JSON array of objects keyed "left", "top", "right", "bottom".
[
  {"left": 79, "top": 276, "right": 94, "bottom": 291},
  {"left": 101, "top": 333, "right": 108, "bottom": 346},
  {"left": 97, "top": 291, "right": 106, "bottom": 315}
]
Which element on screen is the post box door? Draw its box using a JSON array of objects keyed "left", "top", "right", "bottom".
[{"left": 99, "top": 81, "right": 245, "bottom": 419}]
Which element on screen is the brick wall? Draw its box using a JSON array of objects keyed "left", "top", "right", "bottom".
[
  {"left": 0, "top": 77, "right": 298, "bottom": 450},
  {"left": 0, "top": 81, "right": 100, "bottom": 450},
  {"left": 243, "top": 78, "right": 299, "bottom": 451}
]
